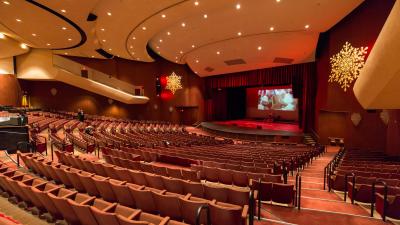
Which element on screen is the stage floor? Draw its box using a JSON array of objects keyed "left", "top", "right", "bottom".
[{"left": 201, "top": 119, "right": 303, "bottom": 137}]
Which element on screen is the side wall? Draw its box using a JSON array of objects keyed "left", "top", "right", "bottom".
[{"left": 0, "top": 75, "right": 22, "bottom": 106}]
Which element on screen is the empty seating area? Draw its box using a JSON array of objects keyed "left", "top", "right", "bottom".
[{"left": 329, "top": 149, "right": 400, "bottom": 220}]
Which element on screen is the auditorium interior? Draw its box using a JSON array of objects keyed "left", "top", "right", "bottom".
[{"left": 0, "top": 0, "right": 400, "bottom": 225}]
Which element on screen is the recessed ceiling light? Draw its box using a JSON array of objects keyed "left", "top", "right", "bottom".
[
  {"left": 203, "top": 14, "right": 208, "bottom": 19},
  {"left": 305, "top": 24, "right": 310, "bottom": 29},
  {"left": 194, "top": 1, "right": 199, "bottom": 6},
  {"left": 157, "top": 52, "right": 161, "bottom": 54},
  {"left": 32, "top": 33, "right": 36, "bottom": 37},
  {"left": 137, "top": 57, "right": 140, "bottom": 60},
  {"left": 161, "top": 14, "right": 166, "bottom": 18},
  {"left": 102, "top": 39, "right": 106, "bottom": 42},
  {"left": 142, "top": 26, "right": 146, "bottom": 30},
  {"left": 237, "top": 32, "right": 242, "bottom": 36},
  {"left": 159, "top": 39, "right": 163, "bottom": 43},
  {"left": 130, "top": 45, "right": 133, "bottom": 49},
  {"left": 175, "top": 56, "right": 178, "bottom": 59},
  {"left": 181, "top": 22, "right": 186, "bottom": 27},
  {"left": 167, "top": 31, "right": 171, "bottom": 35},
  {"left": 0, "top": 33, "right": 5, "bottom": 39},
  {"left": 175, "top": 60, "right": 178, "bottom": 63},
  {"left": 276, "top": 0, "right": 281, "bottom": 2},
  {"left": 61, "top": 9, "right": 66, "bottom": 13},
  {"left": 269, "top": 26, "right": 274, "bottom": 31},
  {"left": 195, "top": 60, "right": 199, "bottom": 63},
  {"left": 64, "top": 52, "right": 68, "bottom": 55},
  {"left": 91, "top": 56, "right": 94, "bottom": 58},
  {"left": 62, "top": 27, "right": 67, "bottom": 30},
  {"left": 156, "top": 46, "right": 160, "bottom": 49},
  {"left": 257, "top": 46, "right": 262, "bottom": 50},
  {"left": 192, "top": 44, "right": 195, "bottom": 48},
  {"left": 20, "top": 43, "right": 28, "bottom": 49},
  {"left": 132, "top": 36, "right": 136, "bottom": 40},
  {"left": 68, "top": 38, "right": 72, "bottom": 41},
  {"left": 216, "top": 51, "right": 220, "bottom": 55},
  {"left": 108, "top": 48, "right": 112, "bottom": 51},
  {"left": 101, "top": 28, "right": 105, "bottom": 31},
  {"left": 107, "top": 12, "right": 112, "bottom": 16},
  {"left": 236, "top": 3, "right": 241, "bottom": 10},
  {"left": 46, "top": 43, "right": 51, "bottom": 46},
  {"left": 16, "top": 19, "right": 22, "bottom": 22},
  {"left": 179, "top": 51, "right": 183, "bottom": 54},
  {"left": 3, "top": 1, "right": 10, "bottom": 5}
]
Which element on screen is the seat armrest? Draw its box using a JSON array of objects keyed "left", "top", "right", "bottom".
[
  {"left": 159, "top": 216, "right": 170, "bottom": 225},
  {"left": 241, "top": 205, "right": 249, "bottom": 218}
]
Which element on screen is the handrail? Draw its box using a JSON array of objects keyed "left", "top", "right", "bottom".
[
  {"left": 257, "top": 178, "right": 262, "bottom": 221},
  {"left": 343, "top": 172, "right": 355, "bottom": 202},
  {"left": 195, "top": 204, "right": 210, "bottom": 225},
  {"left": 296, "top": 173, "right": 302, "bottom": 210},
  {"left": 371, "top": 180, "right": 388, "bottom": 221},
  {"left": 249, "top": 189, "right": 255, "bottom": 225}
]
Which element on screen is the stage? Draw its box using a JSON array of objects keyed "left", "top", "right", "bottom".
[{"left": 200, "top": 119, "right": 304, "bottom": 142}]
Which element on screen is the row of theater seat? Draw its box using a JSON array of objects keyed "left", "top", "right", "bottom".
[
  {"left": 201, "top": 160, "right": 274, "bottom": 174},
  {"left": 102, "top": 154, "right": 200, "bottom": 182},
  {"left": 0, "top": 161, "right": 189, "bottom": 225},
  {"left": 18, "top": 153, "right": 250, "bottom": 225},
  {"left": 65, "top": 131, "right": 96, "bottom": 153},
  {"left": 191, "top": 164, "right": 283, "bottom": 187}
]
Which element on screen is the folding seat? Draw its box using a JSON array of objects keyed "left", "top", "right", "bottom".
[
  {"left": 142, "top": 151, "right": 152, "bottom": 162},
  {"left": 130, "top": 161, "right": 142, "bottom": 171},
  {"left": 36, "top": 187, "right": 77, "bottom": 222},
  {"left": 30, "top": 182, "right": 60, "bottom": 214},
  {"left": 91, "top": 204, "right": 140, "bottom": 225},
  {"left": 182, "top": 170, "right": 200, "bottom": 182},
  {"left": 145, "top": 173, "right": 165, "bottom": 190},
  {"left": 103, "top": 154, "right": 114, "bottom": 165},
  {"left": 264, "top": 174, "right": 283, "bottom": 183},
  {"left": 65, "top": 154, "right": 79, "bottom": 168},
  {"left": 330, "top": 173, "right": 349, "bottom": 192},
  {"left": 204, "top": 185, "right": 228, "bottom": 203},
  {"left": 68, "top": 198, "right": 116, "bottom": 225},
  {"left": 74, "top": 157, "right": 87, "bottom": 171},
  {"left": 271, "top": 183, "right": 295, "bottom": 205},
  {"left": 118, "top": 158, "right": 132, "bottom": 169},
  {"left": 167, "top": 168, "right": 183, "bottom": 179},
  {"left": 232, "top": 171, "right": 249, "bottom": 187},
  {"left": 376, "top": 193, "right": 400, "bottom": 220},
  {"left": 65, "top": 167, "right": 87, "bottom": 192},
  {"left": 247, "top": 172, "right": 264, "bottom": 183},
  {"left": 204, "top": 167, "right": 219, "bottom": 183},
  {"left": 152, "top": 165, "right": 168, "bottom": 177},
  {"left": 348, "top": 176, "right": 376, "bottom": 203},
  {"left": 7, "top": 174, "right": 34, "bottom": 202},
  {"left": 152, "top": 192, "right": 183, "bottom": 221},
  {"left": 161, "top": 177, "right": 184, "bottom": 195},
  {"left": 209, "top": 201, "right": 247, "bottom": 225},
  {"left": 217, "top": 168, "right": 233, "bottom": 185},
  {"left": 53, "top": 167, "right": 74, "bottom": 188},
  {"left": 111, "top": 156, "right": 122, "bottom": 167},
  {"left": 225, "top": 163, "right": 242, "bottom": 171},
  {"left": 110, "top": 180, "right": 137, "bottom": 208},
  {"left": 179, "top": 196, "right": 209, "bottom": 225},
  {"left": 93, "top": 176, "right": 120, "bottom": 202},
  {"left": 49, "top": 191, "right": 95, "bottom": 225},
  {"left": 81, "top": 159, "right": 96, "bottom": 173},
  {"left": 227, "top": 188, "right": 252, "bottom": 206},
  {"left": 255, "top": 167, "right": 273, "bottom": 174},
  {"left": 17, "top": 178, "right": 47, "bottom": 207},
  {"left": 250, "top": 180, "right": 273, "bottom": 203},
  {"left": 37, "top": 161, "right": 54, "bottom": 179},
  {"left": 103, "top": 164, "right": 121, "bottom": 180},
  {"left": 182, "top": 180, "right": 204, "bottom": 198},
  {"left": 113, "top": 167, "right": 134, "bottom": 183},
  {"left": 140, "top": 163, "right": 154, "bottom": 173},
  {"left": 241, "top": 166, "right": 255, "bottom": 173},
  {"left": 128, "top": 170, "right": 148, "bottom": 186},
  {"left": 79, "top": 174, "right": 105, "bottom": 197},
  {"left": 92, "top": 162, "right": 108, "bottom": 177},
  {"left": 128, "top": 187, "right": 158, "bottom": 214}
]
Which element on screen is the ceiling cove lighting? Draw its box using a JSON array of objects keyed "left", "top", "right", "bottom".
[{"left": 20, "top": 43, "right": 28, "bottom": 49}]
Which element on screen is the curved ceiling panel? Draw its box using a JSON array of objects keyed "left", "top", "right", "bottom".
[{"left": 0, "top": 0, "right": 83, "bottom": 49}]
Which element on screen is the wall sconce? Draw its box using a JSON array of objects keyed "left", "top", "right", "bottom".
[
  {"left": 108, "top": 98, "right": 114, "bottom": 104},
  {"left": 50, "top": 88, "right": 57, "bottom": 96},
  {"left": 380, "top": 110, "right": 389, "bottom": 125},
  {"left": 350, "top": 112, "right": 362, "bottom": 126}
]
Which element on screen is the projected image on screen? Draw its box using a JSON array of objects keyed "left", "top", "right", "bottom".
[{"left": 257, "top": 88, "right": 297, "bottom": 111}]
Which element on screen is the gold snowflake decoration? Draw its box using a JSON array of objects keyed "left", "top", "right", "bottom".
[
  {"left": 329, "top": 42, "right": 368, "bottom": 92},
  {"left": 165, "top": 72, "right": 183, "bottom": 94}
]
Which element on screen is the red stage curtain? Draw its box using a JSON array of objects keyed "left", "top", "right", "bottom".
[{"left": 204, "top": 62, "right": 316, "bottom": 132}]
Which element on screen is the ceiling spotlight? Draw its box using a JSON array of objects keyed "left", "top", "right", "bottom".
[
  {"left": 237, "top": 32, "right": 242, "bottom": 36},
  {"left": 192, "top": 44, "right": 195, "bottom": 48},
  {"left": 236, "top": 3, "right": 241, "bottom": 10},
  {"left": 32, "top": 33, "right": 36, "bottom": 37},
  {"left": 181, "top": 22, "right": 186, "bottom": 27},
  {"left": 100, "top": 28, "right": 105, "bottom": 31},
  {"left": 142, "top": 26, "right": 146, "bottom": 30},
  {"left": 91, "top": 56, "right": 94, "bottom": 58},
  {"left": 216, "top": 51, "right": 220, "bottom": 55},
  {"left": 179, "top": 51, "right": 183, "bottom": 54},
  {"left": 269, "top": 26, "right": 274, "bottom": 31},
  {"left": 175, "top": 61, "right": 178, "bottom": 63},
  {"left": 203, "top": 14, "right": 208, "bottom": 19},
  {"left": 107, "top": 12, "right": 112, "bottom": 16},
  {"left": 161, "top": 14, "right": 166, "bottom": 18},
  {"left": 159, "top": 39, "right": 163, "bottom": 43},
  {"left": 305, "top": 24, "right": 310, "bottom": 29},
  {"left": 16, "top": 19, "right": 22, "bottom": 22},
  {"left": 131, "top": 52, "right": 135, "bottom": 55},
  {"left": 62, "top": 27, "right": 67, "bottom": 30},
  {"left": 156, "top": 46, "right": 160, "bottom": 49},
  {"left": 132, "top": 36, "right": 136, "bottom": 40},
  {"left": 102, "top": 39, "right": 106, "bottom": 42},
  {"left": 64, "top": 52, "right": 68, "bottom": 55},
  {"left": 257, "top": 46, "right": 262, "bottom": 50},
  {"left": 167, "top": 31, "right": 171, "bottom": 35},
  {"left": 175, "top": 56, "right": 178, "bottom": 59},
  {"left": 194, "top": 1, "right": 199, "bottom": 6},
  {"left": 3, "top": 1, "right": 10, "bottom": 5},
  {"left": 276, "top": 0, "right": 281, "bottom": 2},
  {"left": 46, "top": 43, "right": 51, "bottom": 46},
  {"left": 0, "top": 33, "right": 5, "bottom": 39},
  {"left": 130, "top": 45, "right": 133, "bottom": 49},
  {"left": 61, "top": 9, "right": 66, "bottom": 13},
  {"left": 195, "top": 60, "right": 199, "bottom": 63},
  {"left": 68, "top": 38, "right": 72, "bottom": 41},
  {"left": 108, "top": 48, "right": 112, "bottom": 51},
  {"left": 20, "top": 43, "right": 28, "bottom": 49}
]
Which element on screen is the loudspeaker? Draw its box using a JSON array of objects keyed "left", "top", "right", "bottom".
[
  {"left": 155, "top": 76, "right": 161, "bottom": 96},
  {"left": 87, "top": 13, "right": 97, "bottom": 21},
  {"left": 95, "top": 49, "right": 114, "bottom": 59}
]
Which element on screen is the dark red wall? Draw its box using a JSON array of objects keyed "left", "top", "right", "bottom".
[
  {"left": 315, "top": 0, "right": 395, "bottom": 151},
  {"left": 21, "top": 56, "right": 204, "bottom": 124}
]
